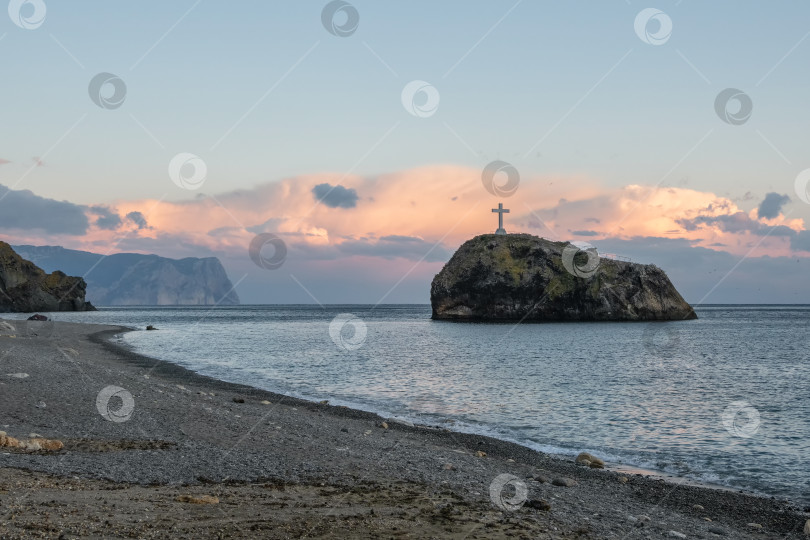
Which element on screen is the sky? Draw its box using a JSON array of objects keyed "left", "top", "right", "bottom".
[{"left": 1, "top": 0, "right": 810, "bottom": 304}]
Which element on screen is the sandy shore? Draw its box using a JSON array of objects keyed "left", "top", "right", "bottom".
[{"left": 0, "top": 319, "right": 808, "bottom": 539}]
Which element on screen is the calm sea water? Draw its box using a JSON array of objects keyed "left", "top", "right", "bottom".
[{"left": 7, "top": 305, "right": 810, "bottom": 505}]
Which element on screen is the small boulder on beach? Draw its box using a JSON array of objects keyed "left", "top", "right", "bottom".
[
  {"left": 533, "top": 473, "right": 551, "bottom": 484},
  {"left": 552, "top": 477, "right": 577, "bottom": 487},
  {"left": 525, "top": 499, "right": 551, "bottom": 511},
  {"left": 575, "top": 452, "right": 605, "bottom": 469}
]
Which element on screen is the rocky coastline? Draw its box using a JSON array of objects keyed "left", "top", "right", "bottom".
[{"left": 0, "top": 242, "right": 94, "bottom": 313}]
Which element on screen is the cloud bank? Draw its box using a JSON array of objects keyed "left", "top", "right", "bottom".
[{"left": 1, "top": 167, "right": 808, "bottom": 303}]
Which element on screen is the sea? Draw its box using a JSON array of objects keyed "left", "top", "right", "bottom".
[{"left": 6, "top": 304, "right": 809, "bottom": 506}]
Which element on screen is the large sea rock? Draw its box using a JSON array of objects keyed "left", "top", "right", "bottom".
[
  {"left": 430, "top": 234, "right": 696, "bottom": 321},
  {"left": 12, "top": 245, "right": 240, "bottom": 306},
  {"left": 0, "top": 242, "right": 95, "bottom": 312}
]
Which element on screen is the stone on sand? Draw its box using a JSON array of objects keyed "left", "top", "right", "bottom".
[
  {"left": 804, "top": 519, "right": 810, "bottom": 535},
  {"left": 525, "top": 499, "right": 551, "bottom": 511},
  {"left": 575, "top": 452, "right": 605, "bottom": 469},
  {"left": 551, "top": 477, "right": 577, "bottom": 487},
  {"left": 533, "top": 473, "right": 551, "bottom": 484}
]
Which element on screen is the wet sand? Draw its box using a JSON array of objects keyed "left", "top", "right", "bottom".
[{"left": 0, "top": 319, "right": 808, "bottom": 539}]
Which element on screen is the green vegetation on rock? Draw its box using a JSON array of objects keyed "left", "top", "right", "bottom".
[{"left": 430, "top": 233, "right": 696, "bottom": 321}]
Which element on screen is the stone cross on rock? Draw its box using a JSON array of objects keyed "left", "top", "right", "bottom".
[{"left": 492, "top": 203, "right": 509, "bottom": 235}]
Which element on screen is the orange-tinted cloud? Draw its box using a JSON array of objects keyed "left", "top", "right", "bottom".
[{"left": 3, "top": 166, "right": 807, "bottom": 261}]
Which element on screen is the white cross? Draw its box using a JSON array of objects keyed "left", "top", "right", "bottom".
[{"left": 492, "top": 203, "right": 509, "bottom": 235}]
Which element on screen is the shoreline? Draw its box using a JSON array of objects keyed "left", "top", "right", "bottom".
[
  {"left": 1, "top": 318, "right": 808, "bottom": 538},
  {"left": 100, "top": 322, "right": 779, "bottom": 505}
]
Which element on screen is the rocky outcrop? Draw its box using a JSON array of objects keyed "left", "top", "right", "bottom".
[
  {"left": 0, "top": 242, "right": 95, "bottom": 312},
  {"left": 12, "top": 245, "right": 239, "bottom": 306},
  {"left": 431, "top": 234, "right": 696, "bottom": 321}
]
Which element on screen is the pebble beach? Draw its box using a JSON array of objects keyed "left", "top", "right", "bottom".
[{"left": 1, "top": 319, "right": 808, "bottom": 539}]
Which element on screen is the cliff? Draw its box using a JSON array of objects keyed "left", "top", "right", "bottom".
[
  {"left": 12, "top": 245, "right": 240, "bottom": 306},
  {"left": 0, "top": 242, "right": 95, "bottom": 312},
  {"left": 431, "top": 234, "right": 696, "bottom": 321}
]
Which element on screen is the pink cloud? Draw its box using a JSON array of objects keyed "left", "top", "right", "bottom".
[{"left": 7, "top": 165, "right": 807, "bottom": 263}]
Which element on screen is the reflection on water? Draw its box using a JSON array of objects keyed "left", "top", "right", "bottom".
[{"left": 4, "top": 304, "right": 809, "bottom": 504}]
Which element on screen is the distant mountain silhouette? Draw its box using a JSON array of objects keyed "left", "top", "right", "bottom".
[{"left": 12, "top": 245, "right": 239, "bottom": 306}]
